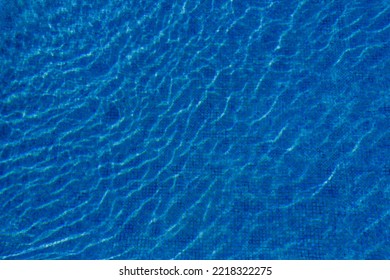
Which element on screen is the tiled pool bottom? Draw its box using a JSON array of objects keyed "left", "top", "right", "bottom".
[{"left": 0, "top": 0, "right": 389, "bottom": 259}]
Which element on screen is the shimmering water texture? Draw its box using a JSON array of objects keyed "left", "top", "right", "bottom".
[{"left": 0, "top": 0, "right": 389, "bottom": 259}]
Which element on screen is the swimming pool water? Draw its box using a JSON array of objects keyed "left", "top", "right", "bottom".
[{"left": 0, "top": 0, "right": 389, "bottom": 259}]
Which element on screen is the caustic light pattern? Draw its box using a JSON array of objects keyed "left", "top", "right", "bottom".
[{"left": 0, "top": 0, "right": 389, "bottom": 259}]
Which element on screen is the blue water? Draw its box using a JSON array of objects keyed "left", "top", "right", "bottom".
[{"left": 0, "top": 0, "right": 389, "bottom": 260}]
